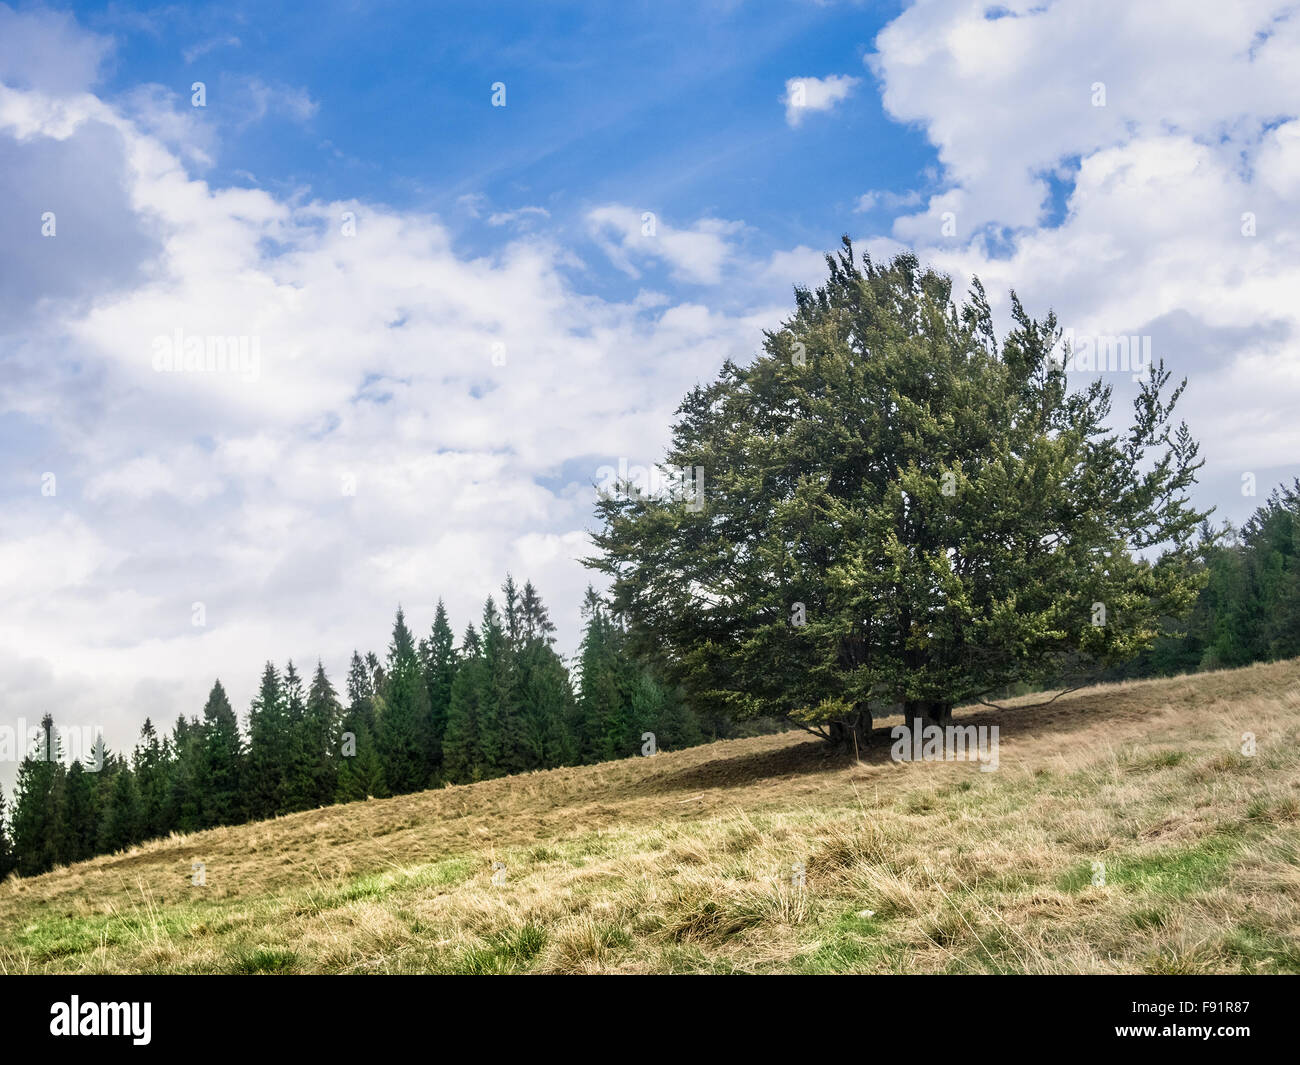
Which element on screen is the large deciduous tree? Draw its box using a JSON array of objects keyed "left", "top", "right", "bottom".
[{"left": 589, "top": 242, "right": 1209, "bottom": 748}]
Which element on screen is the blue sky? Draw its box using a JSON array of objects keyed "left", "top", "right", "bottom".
[
  {"left": 73, "top": 0, "right": 927, "bottom": 288},
  {"left": 2, "top": 0, "right": 1299, "bottom": 780}
]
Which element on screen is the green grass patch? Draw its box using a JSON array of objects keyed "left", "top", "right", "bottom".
[
  {"left": 1058, "top": 834, "right": 1238, "bottom": 898},
  {"left": 449, "top": 922, "right": 548, "bottom": 974}
]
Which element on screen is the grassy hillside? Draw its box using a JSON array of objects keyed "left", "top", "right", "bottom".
[{"left": 3, "top": 658, "right": 1299, "bottom": 974}]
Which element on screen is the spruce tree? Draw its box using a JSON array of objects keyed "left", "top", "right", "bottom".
[
  {"left": 476, "top": 598, "right": 512, "bottom": 776},
  {"left": 133, "top": 719, "right": 171, "bottom": 839},
  {"left": 61, "top": 760, "right": 101, "bottom": 863},
  {"left": 305, "top": 663, "right": 342, "bottom": 806},
  {"left": 337, "top": 658, "right": 388, "bottom": 802},
  {"left": 198, "top": 681, "right": 244, "bottom": 827},
  {"left": 280, "top": 662, "right": 317, "bottom": 813},
  {"left": 517, "top": 640, "right": 576, "bottom": 769},
  {"left": 513, "top": 582, "right": 575, "bottom": 769},
  {"left": 99, "top": 767, "right": 142, "bottom": 854},
  {"left": 443, "top": 623, "right": 485, "bottom": 782},
  {"left": 0, "top": 791, "right": 15, "bottom": 880},
  {"left": 246, "top": 662, "right": 287, "bottom": 818},
  {"left": 420, "top": 600, "right": 457, "bottom": 779},
  {"left": 11, "top": 715, "right": 64, "bottom": 876},
  {"left": 345, "top": 652, "right": 377, "bottom": 732},
  {"left": 377, "top": 609, "right": 433, "bottom": 794},
  {"left": 573, "top": 589, "right": 634, "bottom": 762},
  {"left": 168, "top": 714, "right": 203, "bottom": 833}
]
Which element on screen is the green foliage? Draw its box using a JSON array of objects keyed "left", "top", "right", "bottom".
[
  {"left": 3, "top": 577, "right": 719, "bottom": 876},
  {"left": 98, "top": 763, "right": 142, "bottom": 854},
  {"left": 198, "top": 682, "right": 244, "bottom": 827},
  {"left": 304, "top": 663, "right": 342, "bottom": 807},
  {"left": 377, "top": 609, "right": 434, "bottom": 793},
  {"left": 589, "top": 243, "right": 1210, "bottom": 738},
  {"left": 133, "top": 719, "right": 170, "bottom": 838},
  {"left": 61, "top": 761, "right": 100, "bottom": 863},
  {"left": 12, "top": 716, "right": 64, "bottom": 876},
  {"left": 336, "top": 652, "right": 388, "bottom": 802},
  {"left": 420, "top": 600, "right": 457, "bottom": 774},
  {"left": 0, "top": 791, "right": 14, "bottom": 880},
  {"left": 1103, "top": 480, "right": 1300, "bottom": 681},
  {"left": 245, "top": 663, "right": 287, "bottom": 819},
  {"left": 443, "top": 625, "right": 487, "bottom": 783}
]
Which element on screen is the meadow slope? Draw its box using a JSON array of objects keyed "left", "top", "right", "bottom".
[{"left": 3, "top": 659, "right": 1299, "bottom": 974}]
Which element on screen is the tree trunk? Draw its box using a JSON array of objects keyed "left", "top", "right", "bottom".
[
  {"left": 903, "top": 699, "right": 954, "bottom": 728},
  {"left": 828, "top": 707, "right": 873, "bottom": 753}
]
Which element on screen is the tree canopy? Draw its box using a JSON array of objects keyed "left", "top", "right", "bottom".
[{"left": 588, "top": 241, "right": 1210, "bottom": 747}]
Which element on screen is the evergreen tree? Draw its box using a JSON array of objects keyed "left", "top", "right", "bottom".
[
  {"left": 305, "top": 663, "right": 342, "bottom": 806},
  {"left": 443, "top": 623, "right": 486, "bottom": 782},
  {"left": 11, "top": 715, "right": 64, "bottom": 876},
  {"left": 198, "top": 681, "right": 244, "bottom": 827},
  {"left": 1241, "top": 480, "right": 1300, "bottom": 661},
  {"left": 476, "top": 598, "right": 512, "bottom": 776},
  {"left": 61, "top": 760, "right": 101, "bottom": 863},
  {"left": 502, "top": 575, "right": 523, "bottom": 651},
  {"left": 280, "top": 661, "right": 318, "bottom": 813},
  {"left": 345, "top": 652, "right": 377, "bottom": 733},
  {"left": 168, "top": 714, "right": 204, "bottom": 833},
  {"left": 98, "top": 767, "right": 142, "bottom": 854},
  {"left": 573, "top": 588, "right": 635, "bottom": 762},
  {"left": 419, "top": 600, "right": 457, "bottom": 779},
  {"left": 590, "top": 243, "right": 1209, "bottom": 747},
  {"left": 0, "top": 791, "right": 15, "bottom": 881},
  {"left": 334, "top": 714, "right": 387, "bottom": 802},
  {"left": 517, "top": 639, "right": 575, "bottom": 769},
  {"left": 246, "top": 662, "right": 287, "bottom": 818},
  {"left": 336, "top": 657, "right": 388, "bottom": 803},
  {"left": 365, "top": 652, "right": 386, "bottom": 702},
  {"left": 132, "top": 719, "right": 172, "bottom": 839},
  {"left": 642, "top": 675, "right": 703, "bottom": 752},
  {"left": 513, "top": 582, "right": 575, "bottom": 769},
  {"left": 377, "top": 609, "right": 433, "bottom": 794}
]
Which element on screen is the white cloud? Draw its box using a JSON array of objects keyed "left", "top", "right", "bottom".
[
  {"left": 586, "top": 205, "right": 745, "bottom": 285},
  {"left": 783, "top": 74, "right": 860, "bottom": 127},
  {"left": 4, "top": 0, "right": 1300, "bottom": 795},
  {"left": 854, "top": 188, "right": 923, "bottom": 213},
  {"left": 233, "top": 76, "right": 318, "bottom": 126},
  {"left": 0, "top": 52, "right": 780, "bottom": 786},
  {"left": 182, "top": 35, "right": 242, "bottom": 64},
  {"left": 487, "top": 205, "right": 551, "bottom": 227},
  {"left": 864, "top": 0, "right": 1300, "bottom": 506},
  {"left": 0, "top": 3, "right": 112, "bottom": 94}
]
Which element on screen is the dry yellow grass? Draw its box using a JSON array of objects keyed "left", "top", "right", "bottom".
[{"left": 3, "top": 658, "right": 1299, "bottom": 973}]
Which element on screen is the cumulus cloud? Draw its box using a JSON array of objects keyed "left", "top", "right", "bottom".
[
  {"left": 783, "top": 74, "right": 860, "bottom": 127},
  {"left": 0, "top": 27, "right": 781, "bottom": 786},
  {"left": 0, "top": 3, "right": 112, "bottom": 94},
  {"left": 864, "top": 0, "right": 1300, "bottom": 511},
  {"left": 4, "top": 0, "right": 1299, "bottom": 795}
]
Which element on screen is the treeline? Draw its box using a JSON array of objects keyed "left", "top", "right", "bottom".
[
  {"left": 0, "top": 577, "right": 735, "bottom": 880},
  {"left": 1099, "top": 478, "right": 1300, "bottom": 680}
]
